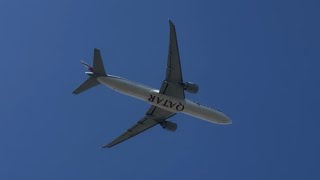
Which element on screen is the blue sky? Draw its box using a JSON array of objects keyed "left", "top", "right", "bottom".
[{"left": 1, "top": 0, "right": 319, "bottom": 179}]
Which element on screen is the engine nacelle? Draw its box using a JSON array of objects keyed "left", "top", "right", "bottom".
[
  {"left": 183, "top": 82, "right": 199, "bottom": 94},
  {"left": 161, "top": 121, "right": 177, "bottom": 132}
]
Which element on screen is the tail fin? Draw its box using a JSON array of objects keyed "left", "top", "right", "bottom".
[
  {"left": 72, "top": 48, "right": 106, "bottom": 94},
  {"left": 92, "top": 48, "right": 106, "bottom": 76}
]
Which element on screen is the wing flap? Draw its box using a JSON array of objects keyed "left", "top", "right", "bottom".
[{"left": 159, "top": 81, "right": 185, "bottom": 99}]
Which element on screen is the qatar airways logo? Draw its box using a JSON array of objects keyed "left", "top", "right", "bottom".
[{"left": 148, "top": 94, "right": 185, "bottom": 111}]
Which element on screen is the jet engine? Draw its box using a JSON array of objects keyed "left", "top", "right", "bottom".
[
  {"left": 161, "top": 121, "right": 177, "bottom": 132},
  {"left": 182, "top": 82, "right": 199, "bottom": 94}
]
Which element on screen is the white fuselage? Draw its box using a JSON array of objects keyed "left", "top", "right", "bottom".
[{"left": 97, "top": 75, "right": 231, "bottom": 124}]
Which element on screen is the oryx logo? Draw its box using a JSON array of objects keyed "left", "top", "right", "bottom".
[{"left": 148, "top": 94, "right": 185, "bottom": 111}]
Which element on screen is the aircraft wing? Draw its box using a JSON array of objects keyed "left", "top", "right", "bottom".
[
  {"left": 159, "top": 20, "right": 185, "bottom": 99},
  {"left": 102, "top": 20, "right": 183, "bottom": 148},
  {"left": 102, "top": 106, "right": 175, "bottom": 148}
]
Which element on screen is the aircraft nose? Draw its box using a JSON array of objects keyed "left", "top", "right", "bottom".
[
  {"left": 220, "top": 115, "right": 232, "bottom": 125},
  {"left": 225, "top": 117, "right": 232, "bottom": 124}
]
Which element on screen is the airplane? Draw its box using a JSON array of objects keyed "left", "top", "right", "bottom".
[{"left": 73, "top": 20, "right": 231, "bottom": 148}]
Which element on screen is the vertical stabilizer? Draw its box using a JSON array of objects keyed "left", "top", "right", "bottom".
[
  {"left": 73, "top": 48, "right": 106, "bottom": 94},
  {"left": 93, "top": 48, "right": 106, "bottom": 76}
]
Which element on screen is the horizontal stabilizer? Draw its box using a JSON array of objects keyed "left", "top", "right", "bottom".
[{"left": 73, "top": 77, "right": 100, "bottom": 94}]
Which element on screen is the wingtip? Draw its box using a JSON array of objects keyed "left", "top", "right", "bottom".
[
  {"left": 168, "top": 19, "right": 175, "bottom": 26},
  {"left": 72, "top": 91, "right": 78, "bottom": 95},
  {"left": 100, "top": 144, "right": 111, "bottom": 149}
]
